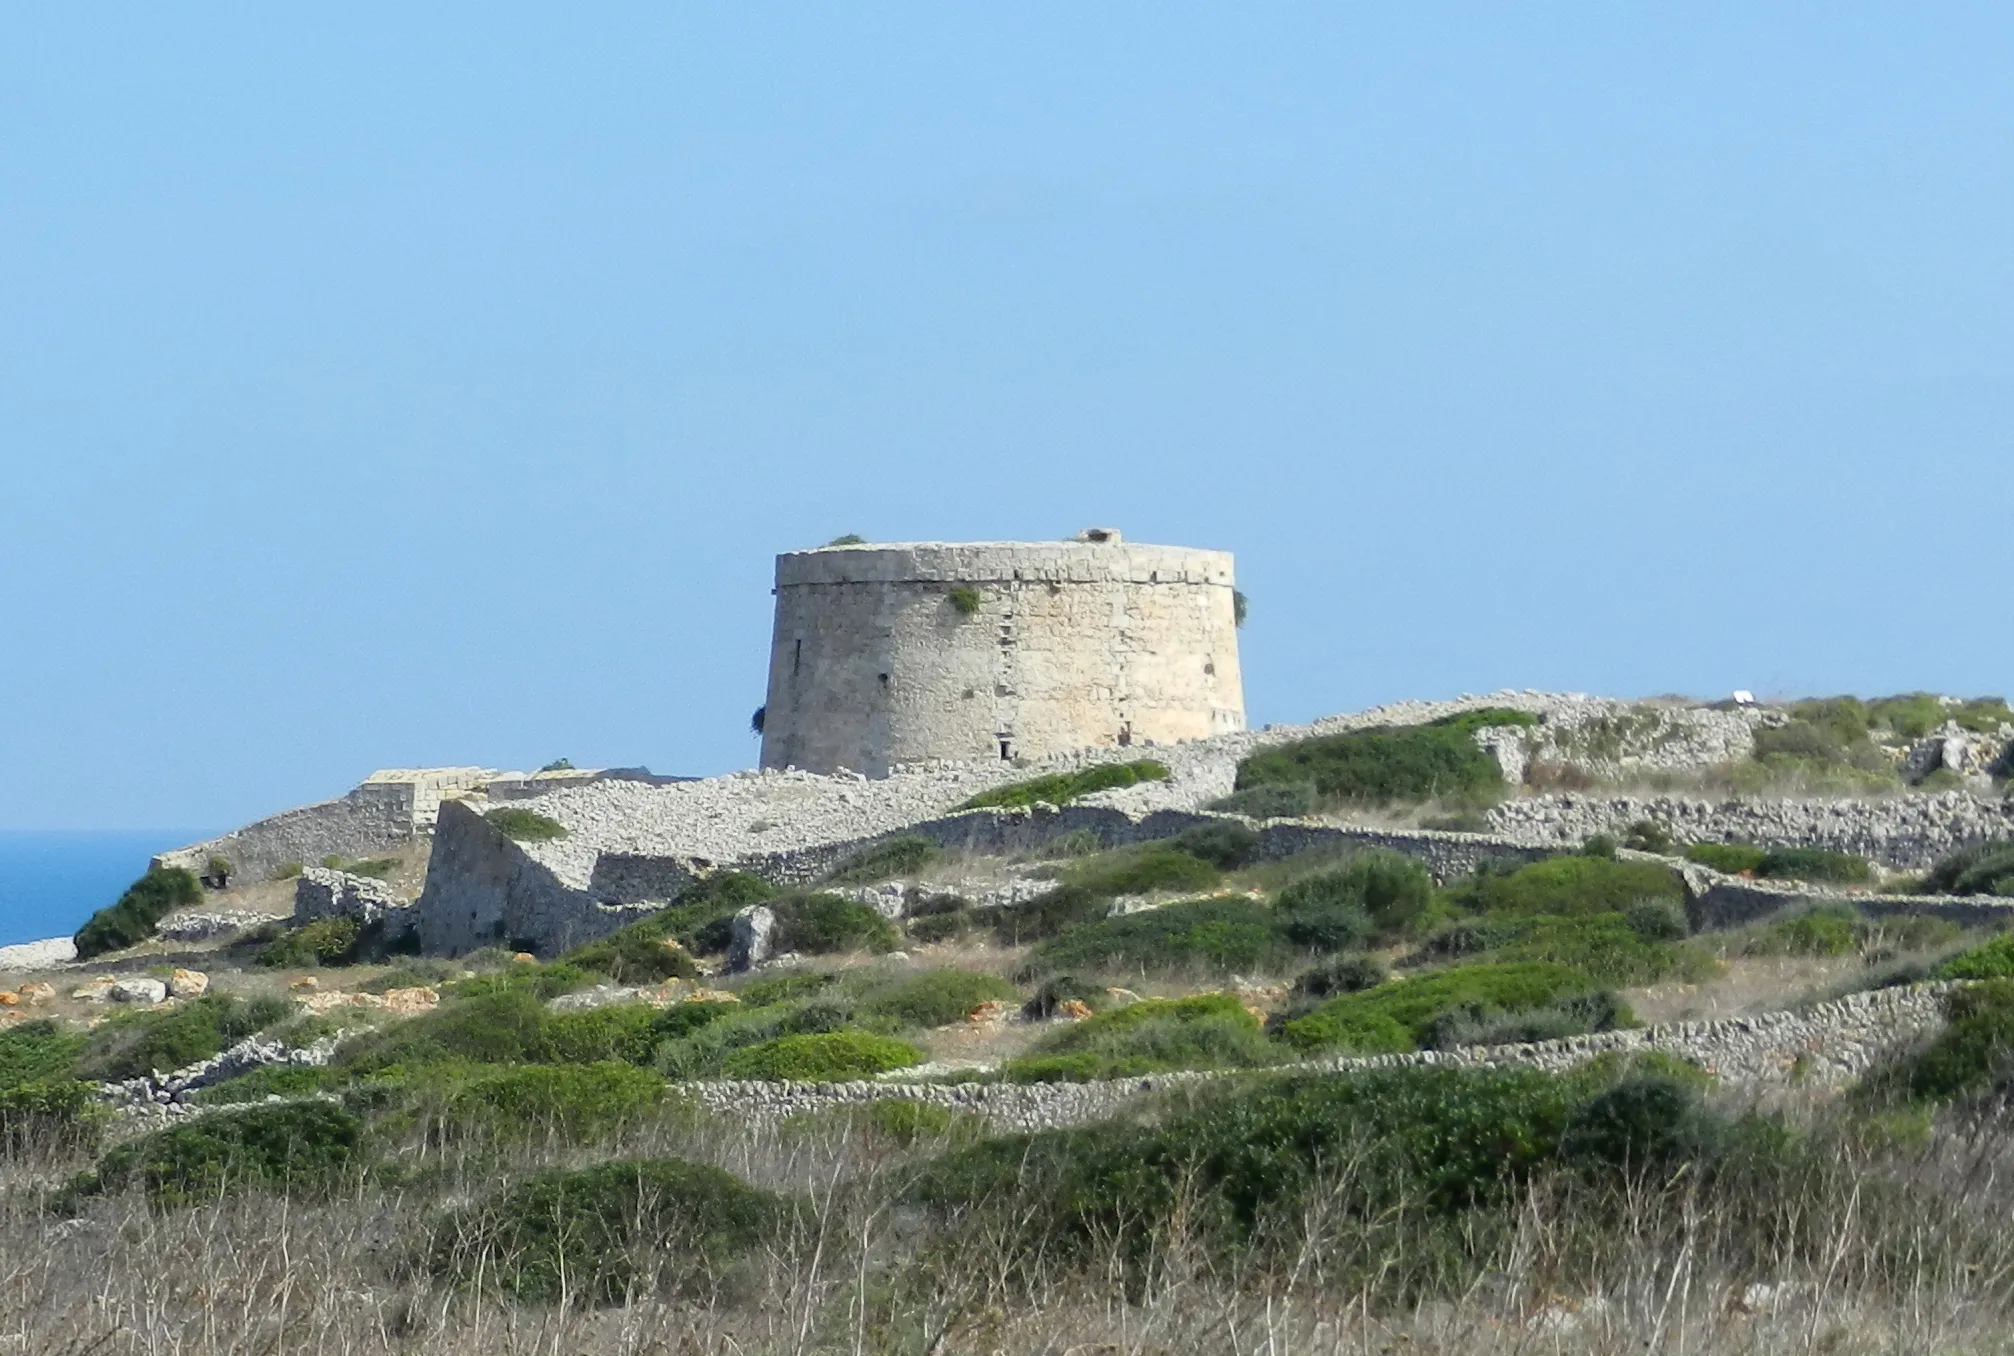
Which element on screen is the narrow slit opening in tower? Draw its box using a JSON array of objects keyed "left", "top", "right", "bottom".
[{"left": 998, "top": 738, "right": 1012, "bottom": 760}]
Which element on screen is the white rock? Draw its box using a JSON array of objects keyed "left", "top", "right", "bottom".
[
  {"left": 0, "top": 937, "right": 77, "bottom": 970},
  {"left": 110, "top": 978, "right": 168, "bottom": 1004},
  {"left": 729, "top": 905, "right": 776, "bottom": 970}
]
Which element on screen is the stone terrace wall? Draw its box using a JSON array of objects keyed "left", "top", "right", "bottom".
[
  {"left": 156, "top": 784, "right": 419, "bottom": 885},
  {"left": 680, "top": 984, "right": 1953, "bottom": 1133},
  {"left": 1490, "top": 791, "right": 2014, "bottom": 870}
]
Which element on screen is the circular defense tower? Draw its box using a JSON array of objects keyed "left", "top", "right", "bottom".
[{"left": 758, "top": 530, "right": 1245, "bottom": 776}]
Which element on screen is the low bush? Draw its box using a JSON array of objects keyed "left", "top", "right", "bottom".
[
  {"left": 904, "top": 895, "right": 971, "bottom": 944},
  {"left": 823, "top": 835, "right": 941, "bottom": 885},
  {"left": 1924, "top": 839, "right": 2014, "bottom": 897},
  {"left": 0, "top": 1075, "right": 104, "bottom": 1150},
  {"left": 1739, "top": 904, "right": 1862, "bottom": 958},
  {"left": 1450, "top": 855, "right": 1684, "bottom": 917},
  {"left": 538, "top": 1003, "right": 669, "bottom": 1065},
  {"left": 1559, "top": 1073, "right": 1716, "bottom": 1171},
  {"left": 1581, "top": 834, "right": 1619, "bottom": 859},
  {"left": 195, "top": 1065, "right": 341, "bottom": 1104},
  {"left": 1625, "top": 896, "right": 1691, "bottom": 941},
  {"left": 447, "top": 961, "right": 597, "bottom": 1003},
  {"left": 1174, "top": 821, "right": 1262, "bottom": 869},
  {"left": 79, "top": 994, "right": 295, "bottom": 1082},
  {"left": 436, "top": 1062, "right": 665, "bottom": 1142},
  {"left": 79, "top": 1101, "right": 362, "bottom": 1206},
  {"left": 1875, "top": 981, "right": 2014, "bottom": 1104},
  {"left": 1624, "top": 820, "right": 1676, "bottom": 854},
  {"left": 1064, "top": 843, "right": 1222, "bottom": 898},
  {"left": 0, "top": 1020, "right": 85, "bottom": 1089},
  {"left": 561, "top": 926, "right": 702, "bottom": 985},
  {"left": 770, "top": 893, "right": 901, "bottom": 955},
  {"left": 1687, "top": 842, "right": 1768, "bottom": 874},
  {"left": 1290, "top": 955, "right": 1387, "bottom": 1001},
  {"left": 1276, "top": 852, "right": 1432, "bottom": 941},
  {"left": 1757, "top": 847, "right": 1875, "bottom": 884},
  {"left": 1005, "top": 994, "right": 1280, "bottom": 1082},
  {"left": 957, "top": 760, "right": 1171, "bottom": 811},
  {"left": 484, "top": 807, "right": 568, "bottom": 842},
  {"left": 1033, "top": 897, "right": 1295, "bottom": 977},
  {"left": 858, "top": 969, "right": 1017, "bottom": 1028},
  {"left": 1941, "top": 932, "right": 2014, "bottom": 981},
  {"left": 718, "top": 1031, "right": 924, "bottom": 1081},
  {"left": 1279, "top": 962, "right": 1606, "bottom": 1053},
  {"left": 1477, "top": 913, "right": 1711, "bottom": 986},
  {"left": 1417, "top": 990, "right": 1630, "bottom": 1050},
  {"left": 336, "top": 990, "right": 551, "bottom": 1072},
  {"left": 73, "top": 866, "right": 202, "bottom": 959},
  {"left": 1207, "top": 783, "right": 1318, "bottom": 820},
  {"left": 431, "top": 1158, "right": 785, "bottom": 1305},
  {"left": 258, "top": 916, "right": 363, "bottom": 968},
  {"left": 989, "top": 887, "right": 1108, "bottom": 945},
  {"left": 1231, "top": 709, "right": 1537, "bottom": 809}
]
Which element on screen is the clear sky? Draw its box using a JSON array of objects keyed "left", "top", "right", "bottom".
[{"left": 3, "top": 5, "right": 2010, "bottom": 832}]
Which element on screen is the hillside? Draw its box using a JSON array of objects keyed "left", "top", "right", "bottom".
[{"left": 4, "top": 689, "right": 2014, "bottom": 1352}]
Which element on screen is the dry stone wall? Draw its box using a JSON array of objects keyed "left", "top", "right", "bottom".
[
  {"left": 680, "top": 984, "right": 1953, "bottom": 1133},
  {"left": 1489, "top": 791, "right": 2014, "bottom": 869},
  {"left": 293, "top": 867, "right": 419, "bottom": 945}
]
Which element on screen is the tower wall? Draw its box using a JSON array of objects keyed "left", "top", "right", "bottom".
[{"left": 759, "top": 539, "right": 1244, "bottom": 776}]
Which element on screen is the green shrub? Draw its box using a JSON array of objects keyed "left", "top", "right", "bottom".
[
  {"left": 195, "top": 1065, "right": 341, "bottom": 1105},
  {"left": 1581, "top": 834, "right": 1619, "bottom": 859},
  {"left": 258, "top": 916, "right": 363, "bottom": 968},
  {"left": 1006, "top": 994, "right": 1280, "bottom": 1082},
  {"left": 1625, "top": 896, "right": 1691, "bottom": 941},
  {"left": 624, "top": 871, "right": 784, "bottom": 957},
  {"left": 0, "top": 1020, "right": 85, "bottom": 1090},
  {"left": 1277, "top": 852, "right": 1432, "bottom": 941},
  {"left": 1174, "top": 821, "right": 1261, "bottom": 869},
  {"left": 771, "top": 893, "right": 900, "bottom": 955},
  {"left": 80, "top": 1101, "right": 361, "bottom": 1206},
  {"left": 431, "top": 1157, "right": 784, "bottom": 1305},
  {"left": 1481, "top": 913, "right": 1711, "bottom": 986},
  {"left": 437, "top": 1062, "right": 665, "bottom": 1142},
  {"left": 73, "top": 866, "right": 202, "bottom": 959},
  {"left": 1451, "top": 855, "right": 1684, "bottom": 917},
  {"left": 824, "top": 835, "right": 942, "bottom": 884},
  {"left": 947, "top": 585, "right": 982, "bottom": 616},
  {"left": 1559, "top": 1074, "right": 1715, "bottom": 1171},
  {"left": 864, "top": 1098, "right": 962, "bottom": 1145},
  {"left": 1756, "top": 847, "right": 1875, "bottom": 884},
  {"left": 1291, "top": 955, "right": 1387, "bottom": 1000},
  {"left": 561, "top": 926, "right": 701, "bottom": 985},
  {"left": 989, "top": 886, "right": 1108, "bottom": 945},
  {"left": 1280, "top": 963, "right": 1605, "bottom": 1053},
  {"left": 904, "top": 896, "right": 971, "bottom": 944},
  {"left": 1686, "top": 842, "right": 1768, "bottom": 874},
  {"left": 825, "top": 533, "right": 867, "bottom": 546},
  {"left": 484, "top": 807, "right": 568, "bottom": 842},
  {"left": 1232, "top": 709, "right": 1537, "bottom": 809},
  {"left": 735, "top": 972, "right": 836, "bottom": 1006},
  {"left": 1877, "top": 981, "right": 2014, "bottom": 1104},
  {"left": 1207, "top": 783, "right": 1318, "bottom": 820},
  {"left": 1925, "top": 839, "right": 2014, "bottom": 897},
  {"left": 1935, "top": 929, "right": 2014, "bottom": 980},
  {"left": 957, "top": 760, "right": 1171, "bottom": 811},
  {"left": 336, "top": 990, "right": 551, "bottom": 1072},
  {"left": 719, "top": 1031, "right": 924, "bottom": 1081},
  {"left": 1740, "top": 904, "right": 1862, "bottom": 958},
  {"left": 538, "top": 1003, "right": 668, "bottom": 1065},
  {"left": 1624, "top": 821, "right": 1675, "bottom": 854},
  {"left": 858, "top": 969, "right": 1017, "bottom": 1028},
  {"left": 79, "top": 994, "right": 294, "bottom": 1082},
  {"left": 272, "top": 861, "right": 304, "bottom": 881},
  {"left": 1066, "top": 843, "right": 1222, "bottom": 898},
  {"left": 1417, "top": 990, "right": 1630, "bottom": 1050},
  {"left": 1034, "top": 897, "right": 1294, "bottom": 977}
]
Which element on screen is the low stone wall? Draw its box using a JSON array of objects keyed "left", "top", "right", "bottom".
[
  {"left": 294, "top": 868, "right": 420, "bottom": 945},
  {"left": 679, "top": 984, "right": 1953, "bottom": 1133},
  {"left": 1686, "top": 874, "right": 2014, "bottom": 932},
  {"left": 156, "top": 784, "right": 418, "bottom": 885},
  {"left": 1489, "top": 792, "right": 2014, "bottom": 871}
]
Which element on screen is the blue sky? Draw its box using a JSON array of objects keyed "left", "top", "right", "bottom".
[{"left": 3, "top": 5, "right": 2010, "bottom": 831}]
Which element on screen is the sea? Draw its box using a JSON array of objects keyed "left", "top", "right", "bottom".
[{"left": 0, "top": 831, "right": 208, "bottom": 948}]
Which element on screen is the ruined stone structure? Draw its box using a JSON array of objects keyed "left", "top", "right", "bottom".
[{"left": 759, "top": 531, "right": 1244, "bottom": 776}]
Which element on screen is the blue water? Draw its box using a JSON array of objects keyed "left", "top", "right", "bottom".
[{"left": 0, "top": 831, "right": 209, "bottom": 947}]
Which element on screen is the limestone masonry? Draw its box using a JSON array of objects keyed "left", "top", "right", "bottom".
[{"left": 758, "top": 531, "right": 1244, "bottom": 776}]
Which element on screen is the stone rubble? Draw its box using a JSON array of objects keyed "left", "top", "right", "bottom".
[
  {"left": 101, "top": 1032, "right": 344, "bottom": 1110},
  {"left": 155, "top": 911, "right": 275, "bottom": 943}
]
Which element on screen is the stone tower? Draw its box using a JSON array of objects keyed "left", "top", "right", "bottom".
[{"left": 758, "top": 530, "right": 1244, "bottom": 776}]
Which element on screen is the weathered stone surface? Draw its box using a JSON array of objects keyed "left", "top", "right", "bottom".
[
  {"left": 293, "top": 867, "right": 417, "bottom": 942},
  {"left": 109, "top": 978, "right": 167, "bottom": 1005},
  {"left": 166, "top": 968, "right": 208, "bottom": 998},
  {"left": 728, "top": 905, "right": 776, "bottom": 970}
]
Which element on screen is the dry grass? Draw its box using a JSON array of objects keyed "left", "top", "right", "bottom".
[{"left": 5, "top": 1087, "right": 2014, "bottom": 1355}]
